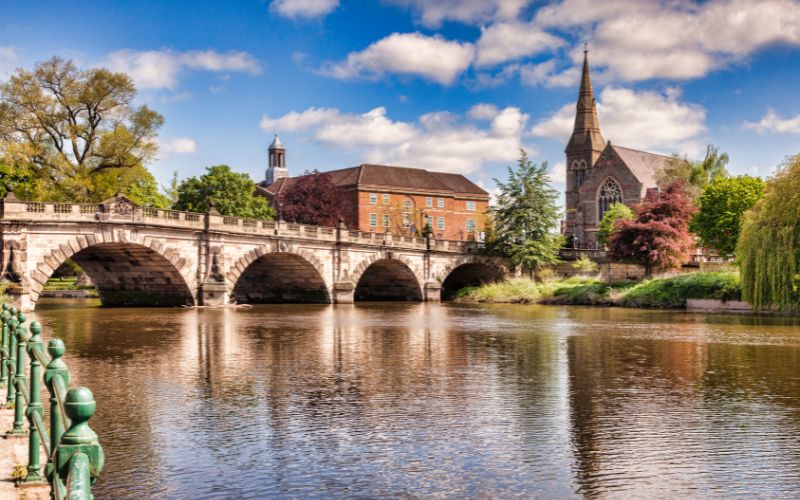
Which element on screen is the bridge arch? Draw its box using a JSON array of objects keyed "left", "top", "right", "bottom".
[
  {"left": 351, "top": 255, "right": 423, "bottom": 301},
  {"left": 437, "top": 257, "right": 506, "bottom": 300},
  {"left": 228, "top": 245, "right": 331, "bottom": 304},
  {"left": 30, "top": 232, "right": 195, "bottom": 309}
]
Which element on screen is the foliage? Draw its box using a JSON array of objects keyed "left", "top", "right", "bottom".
[
  {"left": 621, "top": 271, "right": 741, "bottom": 307},
  {"left": 607, "top": 180, "right": 697, "bottom": 277},
  {"left": 162, "top": 171, "right": 180, "bottom": 207},
  {"left": 658, "top": 144, "right": 730, "bottom": 202},
  {"left": 0, "top": 282, "right": 9, "bottom": 305},
  {"left": 492, "top": 150, "right": 564, "bottom": 270},
  {"left": 690, "top": 175, "right": 765, "bottom": 257},
  {"left": 536, "top": 267, "right": 558, "bottom": 282},
  {"left": 0, "top": 57, "right": 164, "bottom": 202},
  {"left": 596, "top": 202, "right": 634, "bottom": 246},
  {"left": 174, "top": 165, "right": 275, "bottom": 220},
  {"left": 455, "top": 272, "right": 740, "bottom": 308},
  {"left": 455, "top": 278, "right": 541, "bottom": 303},
  {"left": 275, "top": 170, "right": 354, "bottom": 227},
  {"left": 737, "top": 154, "right": 800, "bottom": 311},
  {"left": 11, "top": 464, "right": 26, "bottom": 482},
  {"left": 572, "top": 256, "right": 599, "bottom": 273},
  {"left": 53, "top": 259, "right": 81, "bottom": 278}
]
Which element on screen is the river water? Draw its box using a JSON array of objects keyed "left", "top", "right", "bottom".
[{"left": 31, "top": 299, "right": 800, "bottom": 498}]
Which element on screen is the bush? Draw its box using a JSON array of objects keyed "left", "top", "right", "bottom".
[
  {"left": 455, "top": 278, "right": 541, "bottom": 303},
  {"left": 572, "top": 256, "right": 599, "bottom": 273},
  {"left": 621, "top": 271, "right": 741, "bottom": 308}
]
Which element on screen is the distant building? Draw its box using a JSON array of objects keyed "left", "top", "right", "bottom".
[
  {"left": 256, "top": 146, "right": 489, "bottom": 240},
  {"left": 564, "top": 51, "right": 672, "bottom": 247}
]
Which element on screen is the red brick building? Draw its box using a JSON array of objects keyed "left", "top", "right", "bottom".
[{"left": 257, "top": 157, "right": 489, "bottom": 241}]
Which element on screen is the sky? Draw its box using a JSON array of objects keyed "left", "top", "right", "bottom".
[{"left": 2, "top": 0, "right": 800, "bottom": 203}]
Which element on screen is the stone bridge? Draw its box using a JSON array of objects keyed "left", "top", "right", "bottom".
[{"left": 0, "top": 194, "right": 509, "bottom": 311}]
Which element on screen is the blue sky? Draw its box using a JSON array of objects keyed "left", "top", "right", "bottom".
[{"left": 3, "top": 0, "right": 800, "bottom": 202}]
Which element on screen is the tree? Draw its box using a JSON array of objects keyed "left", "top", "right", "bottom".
[
  {"left": 492, "top": 150, "right": 564, "bottom": 271},
  {"left": 607, "top": 180, "right": 697, "bottom": 278},
  {"left": 597, "top": 202, "right": 635, "bottom": 247},
  {"left": 737, "top": 155, "right": 800, "bottom": 311},
  {"left": 0, "top": 57, "right": 164, "bottom": 202},
  {"left": 275, "top": 170, "right": 354, "bottom": 226},
  {"left": 658, "top": 144, "right": 730, "bottom": 202},
  {"left": 174, "top": 165, "right": 275, "bottom": 220},
  {"left": 691, "top": 175, "right": 765, "bottom": 257},
  {"left": 162, "top": 171, "right": 180, "bottom": 207}
]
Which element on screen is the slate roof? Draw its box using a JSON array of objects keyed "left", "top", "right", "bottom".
[
  {"left": 611, "top": 145, "right": 671, "bottom": 189},
  {"left": 257, "top": 164, "right": 488, "bottom": 198}
]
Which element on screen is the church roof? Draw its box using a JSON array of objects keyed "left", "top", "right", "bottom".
[
  {"left": 269, "top": 135, "right": 285, "bottom": 150},
  {"left": 610, "top": 144, "right": 671, "bottom": 189},
  {"left": 257, "top": 164, "right": 488, "bottom": 198}
]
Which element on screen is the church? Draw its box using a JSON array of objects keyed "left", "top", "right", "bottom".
[{"left": 563, "top": 51, "right": 672, "bottom": 247}]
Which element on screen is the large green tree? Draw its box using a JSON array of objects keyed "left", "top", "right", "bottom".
[
  {"left": 737, "top": 155, "right": 800, "bottom": 311},
  {"left": 691, "top": 175, "right": 765, "bottom": 257},
  {"left": 174, "top": 165, "right": 275, "bottom": 220},
  {"left": 659, "top": 144, "right": 730, "bottom": 202},
  {"left": 0, "top": 56, "right": 163, "bottom": 202},
  {"left": 491, "top": 150, "right": 563, "bottom": 271},
  {"left": 596, "top": 202, "right": 635, "bottom": 247}
]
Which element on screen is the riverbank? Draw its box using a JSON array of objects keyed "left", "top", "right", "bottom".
[
  {"left": 454, "top": 271, "right": 743, "bottom": 309},
  {"left": 40, "top": 278, "right": 98, "bottom": 299}
]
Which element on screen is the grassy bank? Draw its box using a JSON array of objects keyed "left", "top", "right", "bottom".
[
  {"left": 43, "top": 277, "right": 96, "bottom": 292},
  {"left": 455, "top": 271, "right": 742, "bottom": 309}
]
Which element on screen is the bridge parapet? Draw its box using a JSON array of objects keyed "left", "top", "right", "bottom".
[{"left": 1, "top": 197, "right": 483, "bottom": 253}]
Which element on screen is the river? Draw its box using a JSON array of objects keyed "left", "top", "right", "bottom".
[{"left": 31, "top": 299, "right": 800, "bottom": 498}]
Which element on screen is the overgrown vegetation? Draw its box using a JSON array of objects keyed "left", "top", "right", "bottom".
[
  {"left": 737, "top": 154, "right": 800, "bottom": 311},
  {"left": 455, "top": 271, "right": 742, "bottom": 309}
]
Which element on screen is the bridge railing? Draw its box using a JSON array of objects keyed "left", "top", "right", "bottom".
[
  {"left": 0, "top": 304, "right": 103, "bottom": 499},
  {"left": 1, "top": 196, "right": 480, "bottom": 253}
]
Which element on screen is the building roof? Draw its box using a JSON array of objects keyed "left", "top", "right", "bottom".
[
  {"left": 611, "top": 144, "right": 671, "bottom": 188},
  {"left": 269, "top": 135, "right": 285, "bottom": 150},
  {"left": 256, "top": 163, "right": 488, "bottom": 198}
]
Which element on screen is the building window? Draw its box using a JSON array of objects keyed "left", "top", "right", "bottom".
[
  {"left": 382, "top": 194, "right": 390, "bottom": 204},
  {"left": 402, "top": 211, "right": 411, "bottom": 228},
  {"left": 466, "top": 219, "right": 476, "bottom": 232},
  {"left": 437, "top": 216, "right": 445, "bottom": 230},
  {"left": 572, "top": 159, "right": 588, "bottom": 190},
  {"left": 466, "top": 201, "right": 476, "bottom": 211},
  {"left": 383, "top": 214, "right": 390, "bottom": 228},
  {"left": 426, "top": 197, "right": 432, "bottom": 208},
  {"left": 598, "top": 177, "right": 623, "bottom": 222},
  {"left": 425, "top": 216, "right": 433, "bottom": 227},
  {"left": 369, "top": 193, "right": 377, "bottom": 204},
  {"left": 437, "top": 198, "right": 444, "bottom": 208},
  {"left": 369, "top": 213, "right": 377, "bottom": 227}
]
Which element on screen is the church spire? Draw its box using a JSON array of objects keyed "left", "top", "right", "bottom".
[{"left": 566, "top": 48, "right": 605, "bottom": 154}]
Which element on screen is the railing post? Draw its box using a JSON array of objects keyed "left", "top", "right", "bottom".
[
  {"left": 56, "top": 387, "right": 104, "bottom": 493},
  {"left": 44, "top": 338, "right": 69, "bottom": 481},
  {"left": 0, "top": 303, "right": 9, "bottom": 386},
  {"left": 5, "top": 310, "right": 18, "bottom": 407},
  {"left": 9, "top": 312, "right": 27, "bottom": 436},
  {"left": 24, "top": 320, "right": 45, "bottom": 483}
]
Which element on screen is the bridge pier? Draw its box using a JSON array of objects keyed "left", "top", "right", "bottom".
[
  {"left": 198, "top": 282, "right": 228, "bottom": 307},
  {"left": 424, "top": 282, "right": 442, "bottom": 302},
  {"left": 332, "top": 282, "right": 355, "bottom": 304},
  {"left": 5, "top": 285, "right": 32, "bottom": 312}
]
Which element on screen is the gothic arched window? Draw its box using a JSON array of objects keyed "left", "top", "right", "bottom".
[
  {"left": 572, "top": 159, "right": 588, "bottom": 189},
  {"left": 598, "top": 177, "right": 623, "bottom": 221}
]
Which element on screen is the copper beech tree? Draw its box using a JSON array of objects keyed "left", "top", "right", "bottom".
[
  {"left": 607, "top": 180, "right": 697, "bottom": 278},
  {"left": 275, "top": 170, "right": 354, "bottom": 227}
]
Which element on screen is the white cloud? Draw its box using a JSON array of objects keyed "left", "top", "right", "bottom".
[
  {"left": 260, "top": 105, "right": 529, "bottom": 173},
  {"left": 743, "top": 109, "right": 800, "bottom": 134},
  {"left": 547, "top": 161, "right": 566, "bottom": 184},
  {"left": 474, "top": 22, "right": 564, "bottom": 67},
  {"left": 161, "top": 137, "right": 197, "bottom": 155},
  {"left": 385, "top": 0, "right": 531, "bottom": 27},
  {"left": 321, "top": 32, "right": 474, "bottom": 85},
  {"left": 270, "top": 0, "right": 339, "bottom": 19},
  {"left": 532, "top": 86, "right": 707, "bottom": 156},
  {"left": 468, "top": 103, "right": 500, "bottom": 120},
  {"left": 105, "top": 49, "right": 261, "bottom": 89},
  {"left": 0, "top": 47, "right": 18, "bottom": 78},
  {"left": 535, "top": 0, "right": 800, "bottom": 82}
]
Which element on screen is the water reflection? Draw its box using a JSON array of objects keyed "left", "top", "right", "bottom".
[{"left": 31, "top": 300, "right": 800, "bottom": 498}]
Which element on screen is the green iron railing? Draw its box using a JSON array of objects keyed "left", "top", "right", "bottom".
[{"left": 0, "top": 303, "right": 103, "bottom": 498}]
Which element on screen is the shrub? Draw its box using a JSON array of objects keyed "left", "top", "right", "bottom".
[
  {"left": 621, "top": 271, "right": 741, "bottom": 308},
  {"left": 572, "top": 256, "right": 599, "bottom": 273},
  {"left": 455, "top": 278, "right": 541, "bottom": 303}
]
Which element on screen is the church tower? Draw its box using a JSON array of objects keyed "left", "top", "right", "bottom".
[
  {"left": 265, "top": 135, "right": 288, "bottom": 185},
  {"left": 564, "top": 49, "right": 605, "bottom": 243}
]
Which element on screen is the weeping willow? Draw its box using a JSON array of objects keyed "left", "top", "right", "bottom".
[{"left": 737, "top": 154, "right": 800, "bottom": 311}]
